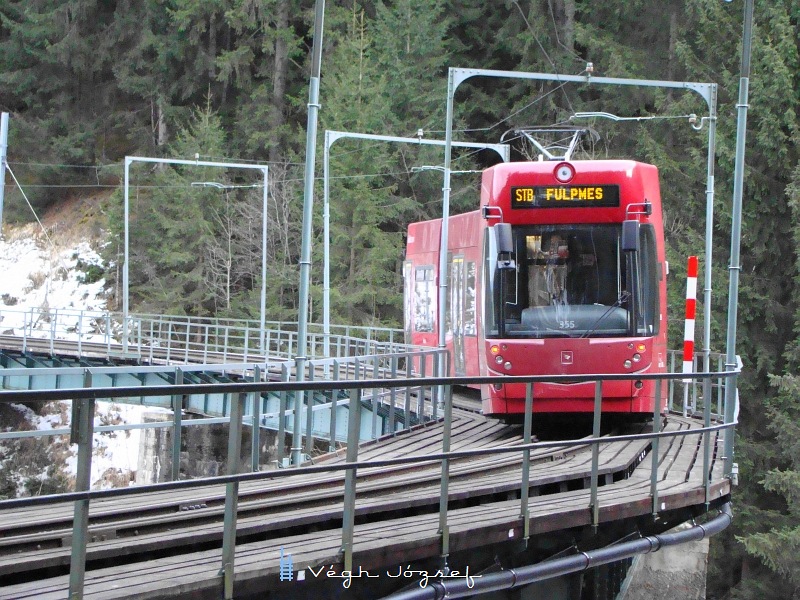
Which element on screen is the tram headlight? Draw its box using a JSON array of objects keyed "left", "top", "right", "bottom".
[
  {"left": 554, "top": 161, "right": 576, "bottom": 183},
  {"left": 624, "top": 359, "right": 632, "bottom": 369},
  {"left": 504, "top": 361, "right": 512, "bottom": 371},
  {"left": 633, "top": 353, "right": 642, "bottom": 363},
  {"left": 495, "top": 355, "right": 504, "bottom": 364}
]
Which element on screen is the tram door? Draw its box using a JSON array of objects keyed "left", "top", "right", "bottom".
[{"left": 448, "top": 255, "right": 466, "bottom": 376}]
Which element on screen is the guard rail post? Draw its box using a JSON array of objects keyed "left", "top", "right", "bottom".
[
  {"left": 171, "top": 368, "right": 183, "bottom": 481},
  {"left": 703, "top": 374, "right": 712, "bottom": 507},
  {"left": 520, "top": 382, "right": 534, "bottom": 541},
  {"left": 329, "top": 360, "right": 340, "bottom": 452},
  {"left": 590, "top": 380, "right": 602, "bottom": 529},
  {"left": 220, "top": 391, "right": 245, "bottom": 600},
  {"left": 371, "top": 357, "right": 379, "bottom": 438},
  {"left": 668, "top": 352, "right": 676, "bottom": 411},
  {"left": 75, "top": 311, "right": 83, "bottom": 356},
  {"left": 438, "top": 381, "right": 453, "bottom": 566},
  {"left": 68, "top": 369, "right": 95, "bottom": 600},
  {"left": 717, "top": 355, "right": 725, "bottom": 418},
  {"left": 432, "top": 352, "right": 440, "bottom": 421},
  {"left": 650, "top": 379, "right": 662, "bottom": 517},
  {"left": 52, "top": 309, "right": 58, "bottom": 355},
  {"left": 341, "top": 388, "right": 362, "bottom": 572},
  {"left": 276, "top": 364, "right": 289, "bottom": 465},
  {"left": 404, "top": 356, "right": 412, "bottom": 428},
  {"left": 184, "top": 322, "right": 190, "bottom": 363},
  {"left": 388, "top": 356, "right": 397, "bottom": 433},
  {"left": 305, "top": 364, "right": 315, "bottom": 455},
  {"left": 417, "top": 356, "right": 426, "bottom": 418},
  {"left": 251, "top": 365, "right": 262, "bottom": 472}
]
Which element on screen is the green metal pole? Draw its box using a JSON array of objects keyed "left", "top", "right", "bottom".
[
  {"left": 723, "top": 0, "right": 754, "bottom": 477},
  {"left": 293, "top": 0, "right": 325, "bottom": 466}
]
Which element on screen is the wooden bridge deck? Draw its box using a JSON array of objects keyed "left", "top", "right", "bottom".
[{"left": 0, "top": 412, "right": 729, "bottom": 599}]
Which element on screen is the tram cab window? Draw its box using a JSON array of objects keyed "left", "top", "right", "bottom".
[
  {"left": 637, "top": 224, "right": 660, "bottom": 335},
  {"left": 485, "top": 223, "right": 658, "bottom": 339}
]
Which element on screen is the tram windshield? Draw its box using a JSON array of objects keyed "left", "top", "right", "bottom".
[{"left": 484, "top": 223, "right": 658, "bottom": 339}]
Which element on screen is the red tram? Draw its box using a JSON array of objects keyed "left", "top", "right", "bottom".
[{"left": 404, "top": 160, "right": 668, "bottom": 418}]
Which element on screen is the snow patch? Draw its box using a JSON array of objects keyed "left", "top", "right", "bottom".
[
  {"left": 0, "top": 230, "right": 165, "bottom": 494},
  {"left": 0, "top": 234, "right": 108, "bottom": 336}
]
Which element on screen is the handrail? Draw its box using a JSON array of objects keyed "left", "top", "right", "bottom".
[
  {"left": 0, "top": 368, "right": 738, "bottom": 404},
  {"left": 0, "top": 366, "right": 738, "bottom": 599},
  {"left": 0, "top": 419, "right": 734, "bottom": 510}
]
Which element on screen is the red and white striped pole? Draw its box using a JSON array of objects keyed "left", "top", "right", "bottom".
[
  {"left": 683, "top": 256, "right": 698, "bottom": 375},
  {"left": 682, "top": 256, "right": 699, "bottom": 395}
]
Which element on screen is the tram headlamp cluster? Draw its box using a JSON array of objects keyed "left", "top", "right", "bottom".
[
  {"left": 490, "top": 344, "right": 510, "bottom": 368},
  {"left": 624, "top": 342, "right": 647, "bottom": 369}
]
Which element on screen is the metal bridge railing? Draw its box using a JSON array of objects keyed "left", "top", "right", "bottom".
[
  {"left": 0, "top": 347, "right": 448, "bottom": 459},
  {"left": 0, "top": 307, "right": 407, "bottom": 362},
  {"left": 0, "top": 366, "right": 739, "bottom": 600},
  {"left": 666, "top": 349, "right": 728, "bottom": 420}
]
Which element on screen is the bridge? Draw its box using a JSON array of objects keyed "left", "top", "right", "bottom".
[{"left": 0, "top": 308, "right": 737, "bottom": 599}]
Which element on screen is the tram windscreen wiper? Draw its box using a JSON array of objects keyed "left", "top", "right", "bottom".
[{"left": 580, "top": 291, "right": 631, "bottom": 338}]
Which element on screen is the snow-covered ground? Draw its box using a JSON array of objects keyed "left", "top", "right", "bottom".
[
  {"left": 0, "top": 228, "right": 167, "bottom": 494},
  {"left": 0, "top": 234, "right": 107, "bottom": 317}
]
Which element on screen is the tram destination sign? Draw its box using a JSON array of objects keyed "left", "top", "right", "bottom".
[{"left": 511, "top": 185, "right": 620, "bottom": 208}]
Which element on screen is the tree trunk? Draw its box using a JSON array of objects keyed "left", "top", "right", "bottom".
[
  {"left": 269, "top": 0, "right": 290, "bottom": 164},
  {"left": 155, "top": 97, "right": 168, "bottom": 148},
  {"left": 552, "top": 0, "right": 576, "bottom": 53},
  {"left": 563, "top": 0, "right": 575, "bottom": 53}
]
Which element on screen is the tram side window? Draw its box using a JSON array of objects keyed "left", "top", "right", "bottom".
[
  {"left": 414, "top": 266, "right": 436, "bottom": 332},
  {"left": 464, "top": 261, "right": 477, "bottom": 336},
  {"left": 403, "top": 260, "right": 413, "bottom": 342}
]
